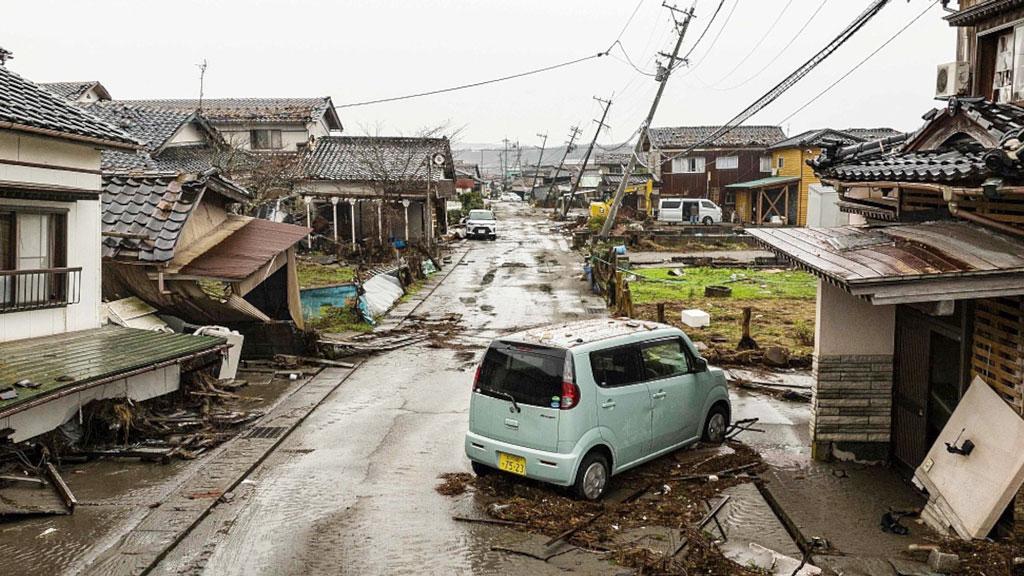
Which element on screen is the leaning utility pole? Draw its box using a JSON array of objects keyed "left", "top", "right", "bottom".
[
  {"left": 548, "top": 126, "right": 583, "bottom": 214},
  {"left": 529, "top": 133, "right": 548, "bottom": 198},
  {"left": 599, "top": 2, "right": 696, "bottom": 239},
  {"left": 501, "top": 138, "right": 510, "bottom": 192},
  {"left": 562, "top": 96, "right": 613, "bottom": 218}
]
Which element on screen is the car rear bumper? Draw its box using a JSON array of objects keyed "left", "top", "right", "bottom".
[{"left": 465, "top": 431, "right": 577, "bottom": 486}]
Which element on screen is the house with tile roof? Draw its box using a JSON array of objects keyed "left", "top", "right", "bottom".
[
  {"left": 643, "top": 125, "right": 785, "bottom": 218},
  {"left": 0, "top": 54, "right": 228, "bottom": 442},
  {"left": 40, "top": 81, "right": 111, "bottom": 104},
  {"left": 117, "top": 97, "right": 342, "bottom": 153},
  {"left": 79, "top": 101, "right": 312, "bottom": 334},
  {"left": 298, "top": 136, "right": 456, "bottom": 247},
  {"left": 746, "top": 2, "right": 1024, "bottom": 514},
  {"left": 726, "top": 127, "right": 902, "bottom": 226}
]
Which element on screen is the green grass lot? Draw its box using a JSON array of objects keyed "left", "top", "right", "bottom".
[
  {"left": 630, "top": 267, "right": 816, "bottom": 304},
  {"left": 297, "top": 262, "right": 357, "bottom": 288}
]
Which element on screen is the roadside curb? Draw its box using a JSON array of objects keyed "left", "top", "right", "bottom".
[
  {"left": 82, "top": 366, "right": 359, "bottom": 576},
  {"left": 375, "top": 243, "right": 472, "bottom": 331}
]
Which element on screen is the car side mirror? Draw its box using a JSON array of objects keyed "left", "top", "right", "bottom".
[{"left": 693, "top": 357, "right": 708, "bottom": 373}]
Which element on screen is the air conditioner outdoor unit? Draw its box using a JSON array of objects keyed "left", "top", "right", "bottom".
[{"left": 936, "top": 61, "right": 970, "bottom": 98}]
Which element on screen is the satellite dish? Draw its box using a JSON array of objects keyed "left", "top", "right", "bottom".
[{"left": 432, "top": 153, "right": 446, "bottom": 167}]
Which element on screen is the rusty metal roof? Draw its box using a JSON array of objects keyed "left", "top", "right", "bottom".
[
  {"left": 179, "top": 218, "right": 310, "bottom": 281},
  {"left": 0, "top": 325, "right": 225, "bottom": 416},
  {"left": 747, "top": 221, "right": 1024, "bottom": 304}
]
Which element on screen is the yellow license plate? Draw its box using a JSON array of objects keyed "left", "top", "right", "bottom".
[{"left": 497, "top": 452, "right": 526, "bottom": 476}]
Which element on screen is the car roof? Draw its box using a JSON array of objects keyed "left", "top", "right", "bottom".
[{"left": 500, "top": 318, "right": 677, "bottom": 349}]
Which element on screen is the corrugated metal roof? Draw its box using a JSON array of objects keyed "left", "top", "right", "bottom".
[
  {"left": 0, "top": 326, "right": 225, "bottom": 415},
  {"left": 747, "top": 221, "right": 1024, "bottom": 304},
  {"left": 725, "top": 176, "right": 801, "bottom": 189},
  {"left": 179, "top": 218, "right": 310, "bottom": 280}
]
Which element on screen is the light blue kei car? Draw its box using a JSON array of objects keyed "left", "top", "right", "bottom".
[{"left": 465, "top": 318, "right": 731, "bottom": 500}]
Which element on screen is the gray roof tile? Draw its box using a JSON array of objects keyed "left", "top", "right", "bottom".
[
  {"left": 304, "top": 136, "right": 455, "bottom": 182},
  {"left": 116, "top": 97, "right": 342, "bottom": 129},
  {"left": 647, "top": 125, "right": 785, "bottom": 149},
  {"left": 0, "top": 66, "right": 135, "bottom": 147}
]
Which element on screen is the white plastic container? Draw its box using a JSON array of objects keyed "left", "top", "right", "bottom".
[
  {"left": 681, "top": 309, "right": 710, "bottom": 328},
  {"left": 194, "top": 326, "right": 244, "bottom": 380}
]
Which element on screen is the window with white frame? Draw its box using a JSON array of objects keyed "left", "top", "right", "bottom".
[
  {"left": 717, "top": 156, "right": 739, "bottom": 170},
  {"left": 671, "top": 156, "right": 705, "bottom": 174},
  {"left": 760, "top": 156, "right": 772, "bottom": 172}
]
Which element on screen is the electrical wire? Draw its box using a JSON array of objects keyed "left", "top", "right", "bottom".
[
  {"left": 608, "top": 0, "right": 648, "bottom": 52},
  {"left": 336, "top": 52, "right": 608, "bottom": 109},
  {"left": 661, "top": 0, "right": 897, "bottom": 164},
  {"left": 707, "top": 0, "right": 828, "bottom": 91},
  {"left": 683, "top": 0, "right": 740, "bottom": 72},
  {"left": 777, "top": 0, "right": 939, "bottom": 126},
  {"left": 677, "top": 0, "right": 728, "bottom": 68},
  {"left": 703, "top": 0, "right": 795, "bottom": 86}
]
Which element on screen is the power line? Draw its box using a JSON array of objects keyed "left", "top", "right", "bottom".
[
  {"left": 704, "top": 0, "right": 795, "bottom": 86},
  {"left": 678, "top": 0, "right": 727, "bottom": 66},
  {"left": 335, "top": 52, "right": 608, "bottom": 109},
  {"left": 683, "top": 0, "right": 739, "bottom": 72},
  {"left": 608, "top": 0, "right": 648, "bottom": 51},
  {"left": 661, "top": 0, "right": 898, "bottom": 164},
  {"left": 705, "top": 0, "right": 828, "bottom": 92},
  {"left": 777, "top": 0, "right": 939, "bottom": 126}
]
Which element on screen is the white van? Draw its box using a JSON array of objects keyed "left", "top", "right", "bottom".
[{"left": 657, "top": 198, "right": 723, "bottom": 225}]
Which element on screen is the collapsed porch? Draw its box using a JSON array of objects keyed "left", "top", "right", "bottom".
[{"left": 726, "top": 176, "right": 800, "bottom": 225}]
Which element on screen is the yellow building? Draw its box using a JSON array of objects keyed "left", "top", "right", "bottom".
[{"left": 728, "top": 129, "right": 900, "bottom": 226}]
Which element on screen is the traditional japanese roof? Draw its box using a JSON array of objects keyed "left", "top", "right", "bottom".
[
  {"left": 812, "top": 98, "right": 1024, "bottom": 186},
  {"left": 118, "top": 97, "right": 342, "bottom": 130},
  {"left": 769, "top": 129, "right": 865, "bottom": 151},
  {"left": 748, "top": 221, "right": 1024, "bottom": 305},
  {"left": 601, "top": 173, "right": 652, "bottom": 188},
  {"left": 101, "top": 172, "right": 249, "bottom": 262},
  {"left": 594, "top": 152, "right": 633, "bottom": 166},
  {"left": 304, "top": 136, "right": 455, "bottom": 182},
  {"left": 842, "top": 128, "right": 904, "bottom": 141},
  {"left": 85, "top": 101, "right": 196, "bottom": 151},
  {"left": 647, "top": 125, "right": 785, "bottom": 149},
  {"left": 39, "top": 81, "right": 111, "bottom": 102},
  {"left": 0, "top": 326, "right": 226, "bottom": 417},
  {"left": 0, "top": 65, "right": 136, "bottom": 148},
  {"left": 178, "top": 218, "right": 310, "bottom": 281},
  {"left": 945, "top": 0, "right": 1024, "bottom": 26}
]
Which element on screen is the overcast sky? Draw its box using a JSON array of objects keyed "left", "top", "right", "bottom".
[{"left": 5, "top": 0, "right": 955, "bottom": 147}]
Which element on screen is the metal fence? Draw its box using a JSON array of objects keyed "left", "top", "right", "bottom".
[{"left": 0, "top": 267, "right": 82, "bottom": 313}]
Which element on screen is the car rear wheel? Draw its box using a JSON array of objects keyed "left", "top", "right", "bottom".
[
  {"left": 471, "top": 461, "right": 494, "bottom": 477},
  {"left": 702, "top": 216, "right": 714, "bottom": 225},
  {"left": 573, "top": 452, "right": 609, "bottom": 501},
  {"left": 702, "top": 405, "right": 729, "bottom": 444}
]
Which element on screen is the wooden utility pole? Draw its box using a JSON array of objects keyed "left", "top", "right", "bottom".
[
  {"left": 561, "top": 96, "right": 612, "bottom": 218},
  {"left": 548, "top": 126, "right": 582, "bottom": 214},
  {"left": 529, "top": 133, "right": 548, "bottom": 199},
  {"left": 501, "top": 138, "right": 510, "bottom": 192},
  {"left": 599, "top": 2, "right": 696, "bottom": 239}
]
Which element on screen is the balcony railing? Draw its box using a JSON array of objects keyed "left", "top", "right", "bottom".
[{"left": 0, "top": 267, "right": 82, "bottom": 314}]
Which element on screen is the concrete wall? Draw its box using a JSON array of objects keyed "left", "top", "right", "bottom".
[
  {"left": 812, "top": 280, "right": 896, "bottom": 461},
  {"left": 0, "top": 131, "right": 104, "bottom": 342},
  {"left": 166, "top": 122, "right": 207, "bottom": 147}
]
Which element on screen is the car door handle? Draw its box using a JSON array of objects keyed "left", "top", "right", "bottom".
[
  {"left": 601, "top": 400, "right": 616, "bottom": 410},
  {"left": 651, "top": 391, "right": 667, "bottom": 400}
]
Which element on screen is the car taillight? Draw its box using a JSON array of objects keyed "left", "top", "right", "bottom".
[
  {"left": 560, "top": 381, "right": 580, "bottom": 410},
  {"left": 560, "top": 354, "right": 579, "bottom": 410},
  {"left": 473, "top": 364, "right": 482, "bottom": 391}
]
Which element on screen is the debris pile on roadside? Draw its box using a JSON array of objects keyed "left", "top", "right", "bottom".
[
  {"left": 439, "top": 441, "right": 771, "bottom": 575},
  {"left": 319, "top": 312, "right": 466, "bottom": 357}
]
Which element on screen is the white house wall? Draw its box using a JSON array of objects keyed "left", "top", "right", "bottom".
[
  {"left": 217, "top": 124, "right": 312, "bottom": 151},
  {"left": 0, "top": 130, "right": 104, "bottom": 342}
]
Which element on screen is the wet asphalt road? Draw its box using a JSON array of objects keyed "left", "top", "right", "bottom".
[{"left": 152, "top": 203, "right": 610, "bottom": 575}]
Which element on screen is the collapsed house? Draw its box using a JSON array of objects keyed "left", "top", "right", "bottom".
[
  {"left": 0, "top": 54, "right": 227, "bottom": 442},
  {"left": 81, "top": 101, "right": 311, "bottom": 350}
]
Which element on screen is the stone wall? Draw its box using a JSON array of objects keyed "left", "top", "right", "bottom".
[{"left": 811, "top": 354, "right": 894, "bottom": 461}]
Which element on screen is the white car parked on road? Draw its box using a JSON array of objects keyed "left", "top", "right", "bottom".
[{"left": 657, "top": 198, "right": 722, "bottom": 225}]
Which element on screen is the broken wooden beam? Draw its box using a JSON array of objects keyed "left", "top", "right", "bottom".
[
  {"left": 545, "top": 510, "right": 605, "bottom": 547},
  {"left": 44, "top": 462, "right": 77, "bottom": 511}
]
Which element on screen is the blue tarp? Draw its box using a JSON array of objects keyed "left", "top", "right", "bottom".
[{"left": 300, "top": 284, "right": 359, "bottom": 319}]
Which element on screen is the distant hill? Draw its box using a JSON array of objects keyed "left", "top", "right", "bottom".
[{"left": 454, "top": 142, "right": 633, "bottom": 177}]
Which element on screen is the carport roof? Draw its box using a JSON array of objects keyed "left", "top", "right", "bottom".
[
  {"left": 725, "top": 176, "right": 800, "bottom": 190},
  {"left": 747, "top": 221, "right": 1024, "bottom": 304}
]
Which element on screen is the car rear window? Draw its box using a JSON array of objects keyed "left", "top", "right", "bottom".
[
  {"left": 469, "top": 210, "right": 495, "bottom": 220},
  {"left": 478, "top": 343, "right": 566, "bottom": 407}
]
